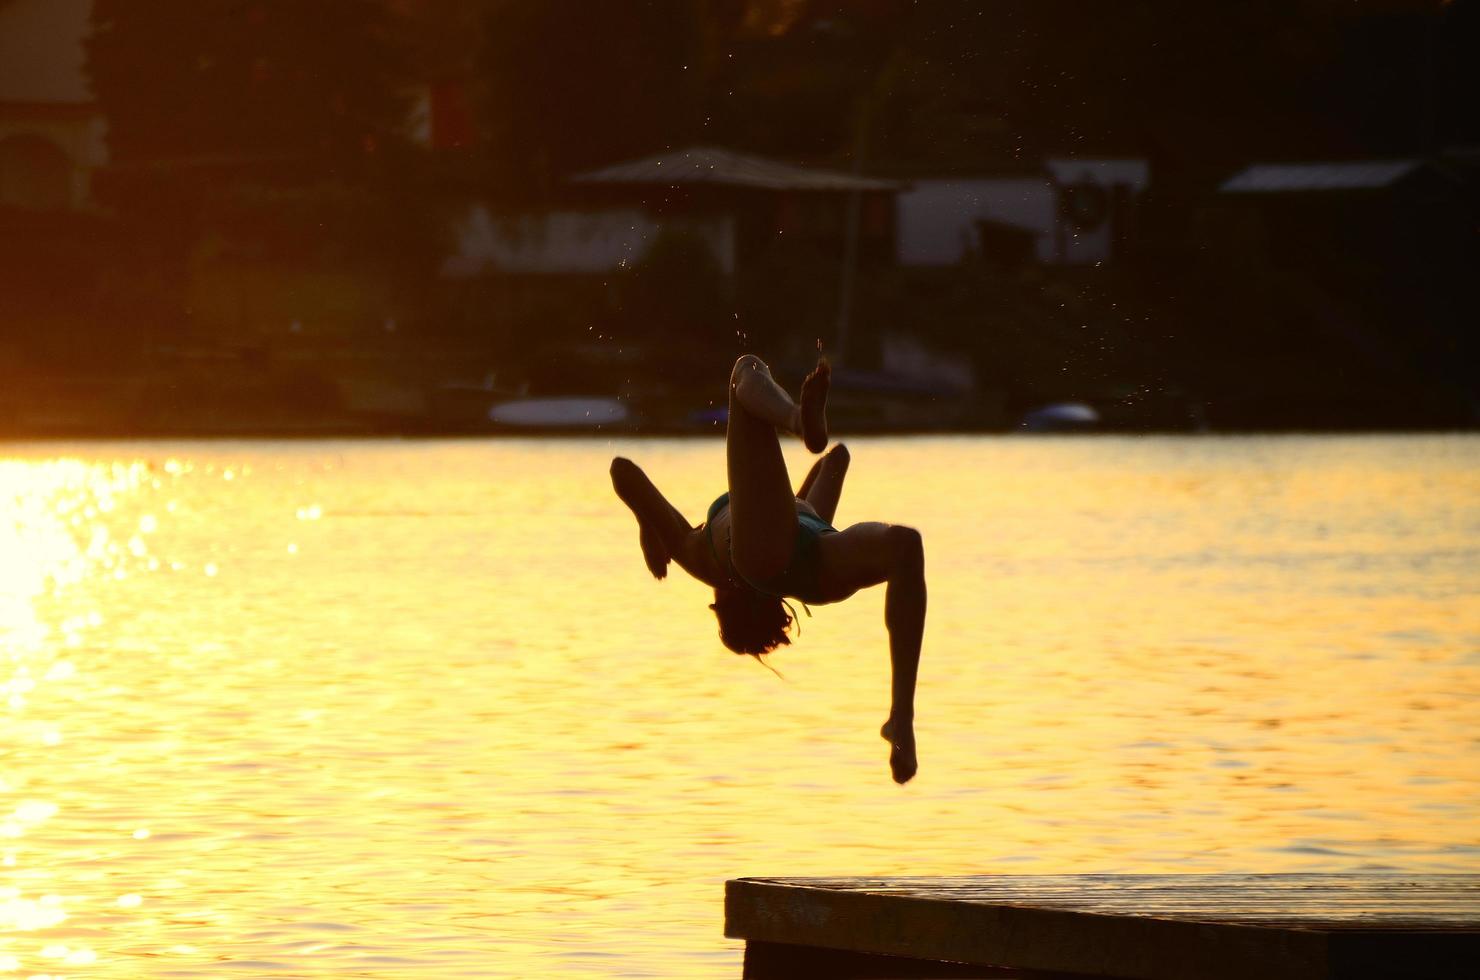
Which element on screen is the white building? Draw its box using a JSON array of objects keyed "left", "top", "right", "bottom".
[
  {"left": 896, "top": 159, "right": 1149, "bottom": 267},
  {"left": 442, "top": 146, "right": 899, "bottom": 279},
  {"left": 0, "top": 0, "right": 107, "bottom": 211}
]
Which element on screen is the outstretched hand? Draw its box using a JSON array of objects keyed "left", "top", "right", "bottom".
[
  {"left": 611, "top": 457, "right": 676, "bottom": 581},
  {"left": 639, "top": 521, "right": 670, "bottom": 579}
]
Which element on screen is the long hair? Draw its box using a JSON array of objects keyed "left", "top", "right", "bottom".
[{"left": 709, "top": 586, "right": 793, "bottom": 659}]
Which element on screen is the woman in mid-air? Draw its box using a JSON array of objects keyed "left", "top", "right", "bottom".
[{"left": 610, "top": 354, "right": 924, "bottom": 783}]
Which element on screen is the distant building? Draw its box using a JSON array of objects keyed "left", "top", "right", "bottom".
[
  {"left": 1210, "top": 156, "right": 1479, "bottom": 426},
  {"left": 443, "top": 145, "right": 902, "bottom": 280},
  {"left": 896, "top": 158, "right": 1149, "bottom": 267},
  {"left": 0, "top": 0, "right": 106, "bottom": 211},
  {"left": 1219, "top": 159, "right": 1429, "bottom": 195}
]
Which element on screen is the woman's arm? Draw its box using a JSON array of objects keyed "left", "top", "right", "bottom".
[
  {"left": 610, "top": 457, "right": 718, "bottom": 583},
  {"left": 814, "top": 522, "right": 925, "bottom": 783}
]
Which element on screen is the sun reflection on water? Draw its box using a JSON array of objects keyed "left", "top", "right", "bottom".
[{"left": 1, "top": 456, "right": 180, "bottom": 975}]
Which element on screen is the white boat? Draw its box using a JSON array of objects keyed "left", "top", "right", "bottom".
[
  {"left": 488, "top": 397, "right": 629, "bottom": 428},
  {"left": 1019, "top": 401, "right": 1100, "bottom": 432}
]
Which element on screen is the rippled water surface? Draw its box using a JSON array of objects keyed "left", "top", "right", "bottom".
[{"left": 2, "top": 435, "right": 1477, "bottom": 976}]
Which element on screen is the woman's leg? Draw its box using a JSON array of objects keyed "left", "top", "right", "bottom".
[
  {"left": 814, "top": 522, "right": 925, "bottom": 784},
  {"left": 797, "top": 443, "right": 849, "bottom": 525},
  {"left": 726, "top": 355, "right": 805, "bottom": 581}
]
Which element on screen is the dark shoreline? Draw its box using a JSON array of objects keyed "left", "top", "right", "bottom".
[{"left": 2, "top": 423, "right": 1476, "bottom": 442}]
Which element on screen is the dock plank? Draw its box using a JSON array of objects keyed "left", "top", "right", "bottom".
[{"left": 724, "top": 874, "right": 1480, "bottom": 979}]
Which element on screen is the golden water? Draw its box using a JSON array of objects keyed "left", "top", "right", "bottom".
[{"left": 1, "top": 435, "right": 1477, "bottom": 977}]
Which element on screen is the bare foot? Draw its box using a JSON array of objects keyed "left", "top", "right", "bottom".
[
  {"left": 880, "top": 716, "right": 918, "bottom": 784},
  {"left": 799, "top": 358, "right": 830, "bottom": 453}
]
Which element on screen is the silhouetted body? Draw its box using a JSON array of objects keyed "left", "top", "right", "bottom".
[{"left": 611, "top": 355, "right": 924, "bottom": 783}]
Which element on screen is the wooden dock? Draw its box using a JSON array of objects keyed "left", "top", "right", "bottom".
[{"left": 724, "top": 874, "right": 1480, "bottom": 979}]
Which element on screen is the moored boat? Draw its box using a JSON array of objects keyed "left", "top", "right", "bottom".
[{"left": 488, "top": 397, "right": 630, "bottom": 429}]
